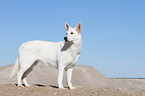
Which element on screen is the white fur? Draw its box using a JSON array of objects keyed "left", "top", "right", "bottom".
[{"left": 10, "top": 22, "right": 82, "bottom": 89}]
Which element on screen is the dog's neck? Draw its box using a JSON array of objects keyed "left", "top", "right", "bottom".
[
  {"left": 61, "top": 39, "right": 82, "bottom": 57},
  {"left": 66, "top": 39, "right": 82, "bottom": 58}
]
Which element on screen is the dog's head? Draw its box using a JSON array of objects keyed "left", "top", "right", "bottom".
[{"left": 64, "top": 22, "right": 81, "bottom": 44}]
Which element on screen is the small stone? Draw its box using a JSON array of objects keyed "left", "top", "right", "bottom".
[
  {"left": 90, "top": 88, "right": 93, "bottom": 90},
  {"left": 54, "top": 92, "right": 57, "bottom": 95},
  {"left": 95, "top": 92, "right": 98, "bottom": 94}
]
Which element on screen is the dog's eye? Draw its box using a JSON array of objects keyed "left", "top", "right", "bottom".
[
  {"left": 66, "top": 33, "right": 68, "bottom": 35},
  {"left": 70, "top": 32, "right": 74, "bottom": 34}
]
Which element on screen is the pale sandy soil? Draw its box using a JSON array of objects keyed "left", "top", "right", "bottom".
[{"left": 0, "top": 84, "right": 145, "bottom": 96}]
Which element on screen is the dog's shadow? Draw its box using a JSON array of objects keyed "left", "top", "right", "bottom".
[
  {"left": 15, "top": 84, "right": 68, "bottom": 89},
  {"left": 15, "top": 83, "right": 59, "bottom": 89},
  {"left": 34, "top": 84, "right": 46, "bottom": 87},
  {"left": 15, "top": 83, "right": 46, "bottom": 87},
  {"left": 49, "top": 85, "right": 59, "bottom": 89},
  {"left": 34, "top": 84, "right": 59, "bottom": 89},
  {"left": 34, "top": 84, "right": 64, "bottom": 89},
  {"left": 50, "top": 85, "right": 69, "bottom": 89}
]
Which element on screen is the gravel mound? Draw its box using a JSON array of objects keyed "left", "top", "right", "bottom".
[{"left": 0, "top": 64, "right": 145, "bottom": 90}]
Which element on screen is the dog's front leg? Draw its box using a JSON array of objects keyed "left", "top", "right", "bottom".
[
  {"left": 57, "top": 65, "right": 65, "bottom": 89},
  {"left": 66, "top": 68, "right": 76, "bottom": 89}
]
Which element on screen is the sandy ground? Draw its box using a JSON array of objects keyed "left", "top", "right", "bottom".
[{"left": 0, "top": 84, "right": 145, "bottom": 96}]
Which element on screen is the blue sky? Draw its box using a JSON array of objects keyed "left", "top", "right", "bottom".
[{"left": 0, "top": 0, "right": 145, "bottom": 78}]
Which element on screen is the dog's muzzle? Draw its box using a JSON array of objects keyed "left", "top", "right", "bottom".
[{"left": 64, "top": 37, "right": 73, "bottom": 43}]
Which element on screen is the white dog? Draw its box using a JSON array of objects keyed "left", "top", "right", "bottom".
[{"left": 10, "top": 22, "right": 82, "bottom": 89}]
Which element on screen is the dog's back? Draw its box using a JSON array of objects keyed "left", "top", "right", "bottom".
[{"left": 10, "top": 40, "right": 61, "bottom": 79}]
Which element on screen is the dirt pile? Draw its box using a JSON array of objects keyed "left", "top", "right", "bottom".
[
  {"left": 0, "top": 64, "right": 145, "bottom": 90},
  {"left": 0, "top": 64, "right": 110, "bottom": 88}
]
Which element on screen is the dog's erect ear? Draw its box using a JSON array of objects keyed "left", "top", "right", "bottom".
[
  {"left": 75, "top": 21, "right": 81, "bottom": 33},
  {"left": 65, "top": 22, "right": 69, "bottom": 32}
]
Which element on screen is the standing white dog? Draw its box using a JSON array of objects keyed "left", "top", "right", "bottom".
[{"left": 10, "top": 22, "right": 82, "bottom": 89}]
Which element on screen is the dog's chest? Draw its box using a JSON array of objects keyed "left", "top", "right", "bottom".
[
  {"left": 58, "top": 46, "right": 79, "bottom": 63},
  {"left": 64, "top": 53, "right": 79, "bottom": 69},
  {"left": 57, "top": 41, "right": 81, "bottom": 67}
]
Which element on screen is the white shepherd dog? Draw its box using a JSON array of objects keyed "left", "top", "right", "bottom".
[{"left": 10, "top": 22, "right": 82, "bottom": 89}]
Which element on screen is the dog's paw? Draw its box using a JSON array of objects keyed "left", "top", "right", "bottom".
[
  {"left": 58, "top": 87, "right": 66, "bottom": 90},
  {"left": 69, "top": 86, "right": 76, "bottom": 90},
  {"left": 25, "top": 84, "right": 32, "bottom": 87},
  {"left": 58, "top": 85, "right": 64, "bottom": 89}
]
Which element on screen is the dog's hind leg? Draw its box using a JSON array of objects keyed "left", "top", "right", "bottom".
[
  {"left": 22, "top": 60, "right": 39, "bottom": 87},
  {"left": 17, "top": 70, "right": 31, "bottom": 87},
  {"left": 17, "top": 59, "right": 38, "bottom": 87},
  {"left": 17, "top": 70, "right": 25, "bottom": 87},
  {"left": 23, "top": 78, "right": 29, "bottom": 87}
]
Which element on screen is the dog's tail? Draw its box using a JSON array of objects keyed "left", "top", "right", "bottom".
[{"left": 10, "top": 57, "right": 19, "bottom": 79}]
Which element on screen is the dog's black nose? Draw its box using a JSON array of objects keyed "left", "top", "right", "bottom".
[{"left": 64, "top": 37, "right": 68, "bottom": 42}]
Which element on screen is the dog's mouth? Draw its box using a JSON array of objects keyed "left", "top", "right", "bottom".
[{"left": 64, "top": 37, "right": 73, "bottom": 44}]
